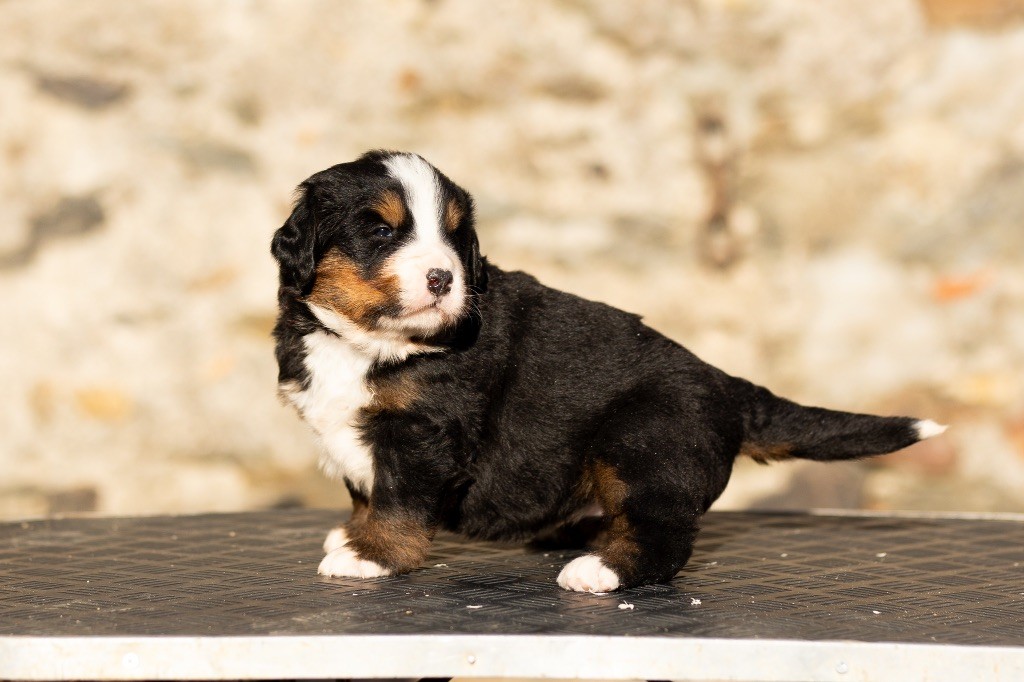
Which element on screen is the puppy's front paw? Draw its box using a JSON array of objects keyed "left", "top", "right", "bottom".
[
  {"left": 322, "top": 526, "right": 350, "bottom": 553},
  {"left": 318, "top": 545, "right": 391, "bottom": 578},
  {"left": 557, "top": 554, "right": 621, "bottom": 593}
]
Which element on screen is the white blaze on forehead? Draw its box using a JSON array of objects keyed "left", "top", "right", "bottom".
[
  {"left": 381, "top": 153, "right": 466, "bottom": 327},
  {"left": 384, "top": 154, "right": 443, "bottom": 245}
]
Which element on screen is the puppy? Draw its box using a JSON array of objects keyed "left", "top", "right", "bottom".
[{"left": 271, "top": 150, "right": 945, "bottom": 593}]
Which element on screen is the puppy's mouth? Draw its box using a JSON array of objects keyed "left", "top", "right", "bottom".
[
  {"left": 413, "top": 298, "right": 441, "bottom": 312},
  {"left": 395, "top": 299, "right": 461, "bottom": 321},
  {"left": 419, "top": 295, "right": 451, "bottom": 312}
]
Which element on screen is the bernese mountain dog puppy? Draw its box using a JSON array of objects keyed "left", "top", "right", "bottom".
[{"left": 272, "top": 150, "right": 946, "bottom": 593}]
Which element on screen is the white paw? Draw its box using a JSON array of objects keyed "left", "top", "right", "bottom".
[
  {"left": 557, "top": 554, "right": 621, "bottom": 593},
  {"left": 318, "top": 545, "right": 391, "bottom": 578},
  {"left": 323, "top": 526, "right": 350, "bottom": 553}
]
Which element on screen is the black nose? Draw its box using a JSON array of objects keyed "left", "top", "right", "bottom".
[{"left": 426, "top": 268, "right": 453, "bottom": 296}]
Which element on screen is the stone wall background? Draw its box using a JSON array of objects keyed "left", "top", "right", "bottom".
[{"left": 2, "top": 0, "right": 1023, "bottom": 520}]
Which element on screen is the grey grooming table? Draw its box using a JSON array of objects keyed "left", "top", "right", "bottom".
[{"left": 1, "top": 509, "right": 1022, "bottom": 681}]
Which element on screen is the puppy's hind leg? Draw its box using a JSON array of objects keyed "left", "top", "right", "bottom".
[
  {"left": 556, "top": 480, "right": 702, "bottom": 593},
  {"left": 557, "top": 409, "right": 732, "bottom": 592}
]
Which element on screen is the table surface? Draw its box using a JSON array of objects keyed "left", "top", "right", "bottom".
[{"left": 2, "top": 509, "right": 1023, "bottom": 681}]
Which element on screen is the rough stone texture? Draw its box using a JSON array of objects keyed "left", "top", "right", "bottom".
[{"left": 1, "top": 0, "right": 1023, "bottom": 520}]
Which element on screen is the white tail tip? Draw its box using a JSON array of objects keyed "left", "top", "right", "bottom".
[{"left": 914, "top": 419, "right": 948, "bottom": 440}]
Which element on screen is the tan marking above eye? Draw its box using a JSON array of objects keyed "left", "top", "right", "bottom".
[
  {"left": 372, "top": 189, "right": 406, "bottom": 228},
  {"left": 444, "top": 198, "right": 464, "bottom": 233},
  {"left": 304, "top": 249, "right": 399, "bottom": 326}
]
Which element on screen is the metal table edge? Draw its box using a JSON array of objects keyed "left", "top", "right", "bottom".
[{"left": 2, "top": 633, "right": 1022, "bottom": 682}]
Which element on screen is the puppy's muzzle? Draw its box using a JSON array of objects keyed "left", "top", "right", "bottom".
[{"left": 426, "top": 268, "right": 453, "bottom": 297}]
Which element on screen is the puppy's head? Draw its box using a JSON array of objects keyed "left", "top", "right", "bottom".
[{"left": 272, "top": 151, "right": 485, "bottom": 340}]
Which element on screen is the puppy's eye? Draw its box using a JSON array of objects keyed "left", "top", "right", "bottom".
[{"left": 373, "top": 225, "right": 394, "bottom": 239}]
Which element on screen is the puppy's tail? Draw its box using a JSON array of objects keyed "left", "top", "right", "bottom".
[{"left": 734, "top": 379, "right": 946, "bottom": 464}]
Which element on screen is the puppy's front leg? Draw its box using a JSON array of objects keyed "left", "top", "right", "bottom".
[
  {"left": 318, "top": 418, "right": 448, "bottom": 578},
  {"left": 322, "top": 483, "right": 369, "bottom": 553},
  {"left": 318, "top": 505, "right": 435, "bottom": 578}
]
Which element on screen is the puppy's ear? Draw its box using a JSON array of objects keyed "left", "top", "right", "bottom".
[
  {"left": 465, "top": 228, "right": 488, "bottom": 294},
  {"left": 271, "top": 187, "right": 316, "bottom": 294},
  {"left": 458, "top": 193, "right": 488, "bottom": 294}
]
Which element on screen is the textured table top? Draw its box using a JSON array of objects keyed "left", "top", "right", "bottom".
[{"left": 2, "top": 509, "right": 1023, "bottom": 680}]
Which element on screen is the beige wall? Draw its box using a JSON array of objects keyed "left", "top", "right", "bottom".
[{"left": 2, "top": 0, "right": 1023, "bottom": 520}]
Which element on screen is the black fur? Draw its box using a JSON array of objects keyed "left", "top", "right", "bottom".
[{"left": 272, "top": 151, "right": 933, "bottom": 590}]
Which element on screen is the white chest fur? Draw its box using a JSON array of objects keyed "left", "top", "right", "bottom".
[{"left": 281, "top": 331, "right": 376, "bottom": 495}]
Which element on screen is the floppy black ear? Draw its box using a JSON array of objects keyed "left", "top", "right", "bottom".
[
  {"left": 271, "top": 188, "right": 316, "bottom": 295},
  {"left": 465, "top": 228, "right": 488, "bottom": 294},
  {"left": 457, "top": 192, "right": 487, "bottom": 294}
]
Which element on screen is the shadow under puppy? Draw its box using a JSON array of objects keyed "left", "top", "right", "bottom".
[{"left": 271, "top": 150, "right": 946, "bottom": 593}]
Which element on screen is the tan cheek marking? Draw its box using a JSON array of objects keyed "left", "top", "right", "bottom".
[
  {"left": 349, "top": 513, "right": 433, "bottom": 572},
  {"left": 304, "top": 249, "right": 399, "bottom": 325},
  {"left": 444, "top": 198, "right": 463, "bottom": 233},
  {"left": 373, "top": 189, "right": 406, "bottom": 228},
  {"left": 740, "top": 442, "right": 794, "bottom": 465}
]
